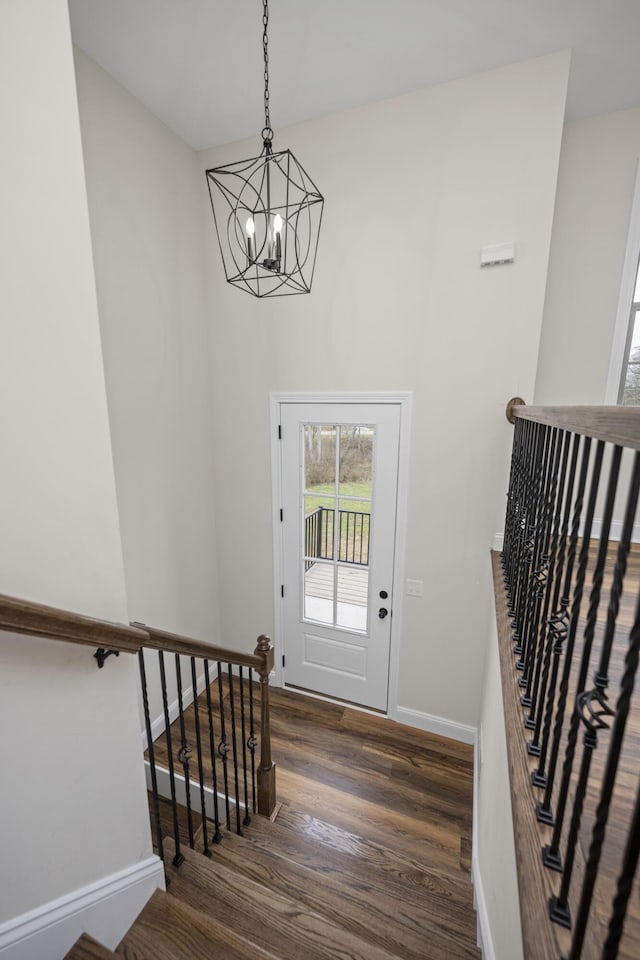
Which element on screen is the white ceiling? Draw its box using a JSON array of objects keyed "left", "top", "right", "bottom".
[{"left": 69, "top": 0, "right": 640, "bottom": 152}]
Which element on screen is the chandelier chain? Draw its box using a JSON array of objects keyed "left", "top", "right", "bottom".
[{"left": 262, "top": 0, "right": 273, "bottom": 143}]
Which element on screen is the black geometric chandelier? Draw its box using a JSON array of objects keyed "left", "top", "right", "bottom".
[{"left": 206, "top": 0, "right": 324, "bottom": 298}]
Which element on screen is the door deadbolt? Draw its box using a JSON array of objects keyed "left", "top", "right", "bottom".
[{"left": 378, "top": 607, "right": 389, "bottom": 619}]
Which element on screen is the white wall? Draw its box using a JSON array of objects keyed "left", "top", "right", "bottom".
[
  {"left": 536, "top": 106, "right": 640, "bottom": 403},
  {"left": 200, "top": 51, "right": 570, "bottom": 727},
  {"left": 74, "top": 48, "right": 220, "bottom": 644},
  {"left": 73, "top": 49, "right": 221, "bottom": 727},
  {"left": 0, "top": 0, "right": 151, "bottom": 923}
]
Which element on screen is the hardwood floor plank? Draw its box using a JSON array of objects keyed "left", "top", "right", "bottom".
[
  {"left": 164, "top": 841, "right": 419, "bottom": 960},
  {"left": 209, "top": 821, "right": 479, "bottom": 960},
  {"left": 116, "top": 889, "right": 280, "bottom": 960},
  {"left": 64, "top": 934, "right": 116, "bottom": 959}
]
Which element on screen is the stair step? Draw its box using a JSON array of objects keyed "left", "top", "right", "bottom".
[
  {"left": 163, "top": 838, "right": 405, "bottom": 960},
  {"left": 209, "top": 816, "right": 479, "bottom": 960},
  {"left": 63, "top": 934, "right": 117, "bottom": 959},
  {"left": 116, "top": 889, "right": 280, "bottom": 960}
]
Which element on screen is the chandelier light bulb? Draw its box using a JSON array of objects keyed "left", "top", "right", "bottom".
[
  {"left": 246, "top": 216, "right": 256, "bottom": 262},
  {"left": 273, "top": 213, "right": 283, "bottom": 261}
]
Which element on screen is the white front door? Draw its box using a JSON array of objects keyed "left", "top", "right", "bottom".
[{"left": 279, "top": 402, "right": 401, "bottom": 711}]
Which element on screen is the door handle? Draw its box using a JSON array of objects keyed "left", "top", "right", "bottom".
[{"left": 378, "top": 607, "right": 389, "bottom": 620}]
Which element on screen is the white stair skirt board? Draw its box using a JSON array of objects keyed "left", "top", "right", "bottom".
[
  {"left": 472, "top": 738, "right": 496, "bottom": 960},
  {"left": 0, "top": 856, "right": 164, "bottom": 960},
  {"left": 145, "top": 761, "right": 249, "bottom": 822},
  {"left": 393, "top": 706, "right": 477, "bottom": 745}
]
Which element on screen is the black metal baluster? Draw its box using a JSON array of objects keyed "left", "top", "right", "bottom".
[
  {"left": 190, "top": 657, "right": 211, "bottom": 857},
  {"left": 512, "top": 420, "right": 536, "bottom": 652},
  {"left": 512, "top": 419, "right": 536, "bottom": 627},
  {"left": 567, "top": 452, "right": 640, "bottom": 957},
  {"left": 547, "top": 445, "right": 622, "bottom": 927},
  {"left": 523, "top": 428, "right": 566, "bottom": 718},
  {"left": 239, "top": 666, "right": 251, "bottom": 826},
  {"left": 527, "top": 432, "right": 577, "bottom": 746},
  {"left": 228, "top": 663, "right": 243, "bottom": 835},
  {"left": 533, "top": 436, "right": 592, "bottom": 791},
  {"left": 515, "top": 422, "right": 544, "bottom": 658},
  {"left": 317, "top": 507, "right": 323, "bottom": 560},
  {"left": 518, "top": 425, "right": 554, "bottom": 687},
  {"left": 538, "top": 440, "right": 603, "bottom": 830},
  {"left": 175, "top": 653, "right": 195, "bottom": 849},
  {"left": 602, "top": 769, "right": 640, "bottom": 957},
  {"left": 138, "top": 650, "right": 164, "bottom": 867},
  {"left": 503, "top": 420, "right": 527, "bottom": 620},
  {"left": 248, "top": 667, "right": 257, "bottom": 813},
  {"left": 503, "top": 415, "right": 524, "bottom": 586},
  {"left": 217, "top": 661, "right": 231, "bottom": 830},
  {"left": 504, "top": 414, "right": 524, "bottom": 592},
  {"left": 158, "top": 651, "right": 184, "bottom": 867},
  {"left": 203, "top": 660, "right": 222, "bottom": 843}
]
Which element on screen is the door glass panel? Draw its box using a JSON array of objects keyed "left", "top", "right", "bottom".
[
  {"left": 302, "top": 422, "right": 372, "bottom": 633},
  {"left": 304, "top": 496, "right": 334, "bottom": 562},
  {"left": 303, "top": 560, "right": 334, "bottom": 625},
  {"left": 304, "top": 425, "right": 336, "bottom": 491},
  {"left": 337, "top": 566, "right": 368, "bottom": 631}
]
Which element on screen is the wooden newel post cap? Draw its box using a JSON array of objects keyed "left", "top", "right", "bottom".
[
  {"left": 256, "top": 634, "right": 271, "bottom": 654},
  {"left": 506, "top": 397, "right": 526, "bottom": 424}
]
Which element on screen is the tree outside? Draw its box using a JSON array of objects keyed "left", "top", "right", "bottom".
[{"left": 623, "top": 344, "right": 640, "bottom": 405}]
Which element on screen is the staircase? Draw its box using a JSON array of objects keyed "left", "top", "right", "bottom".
[{"left": 65, "top": 689, "right": 481, "bottom": 960}]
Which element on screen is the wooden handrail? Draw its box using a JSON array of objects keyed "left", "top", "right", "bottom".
[
  {"left": 134, "top": 623, "right": 265, "bottom": 669},
  {"left": 0, "top": 592, "right": 146, "bottom": 653},
  {"left": 505, "top": 400, "right": 640, "bottom": 451}
]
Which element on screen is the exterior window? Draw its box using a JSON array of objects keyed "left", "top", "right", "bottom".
[{"left": 621, "top": 257, "right": 640, "bottom": 404}]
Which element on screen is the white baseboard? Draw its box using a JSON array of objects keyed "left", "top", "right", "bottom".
[
  {"left": 0, "top": 856, "right": 164, "bottom": 960},
  {"left": 393, "top": 706, "right": 477, "bottom": 745},
  {"left": 145, "top": 761, "right": 247, "bottom": 824},
  {"left": 591, "top": 517, "right": 640, "bottom": 543}
]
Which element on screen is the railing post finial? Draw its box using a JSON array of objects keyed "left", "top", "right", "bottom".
[{"left": 506, "top": 396, "right": 526, "bottom": 424}]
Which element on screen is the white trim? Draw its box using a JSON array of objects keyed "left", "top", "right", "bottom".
[
  {"left": 392, "top": 705, "right": 477, "bottom": 745},
  {"left": 590, "top": 517, "right": 640, "bottom": 544},
  {"left": 145, "top": 761, "right": 247, "bottom": 821},
  {"left": 492, "top": 532, "right": 504, "bottom": 552},
  {"left": 0, "top": 857, "right": 164, "bottom": 960},
  {"left": 270, "top": 391, "right": 412, "bottom": 715},
  {"left": 472, "top": 857, "right": 496, "bottom": 960},
  {"left": 605, "top": 159, "right": 640, "bottom": 404},
  {"left": 471, "top": 735, "right": 495, "bottom": 960}
]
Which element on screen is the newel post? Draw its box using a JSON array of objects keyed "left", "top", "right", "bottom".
[{"left": 255, "top": 634, "right": 277, "bottom": 817}]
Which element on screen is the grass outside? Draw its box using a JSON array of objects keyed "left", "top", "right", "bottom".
[{"left": 304, "top": 481, "right": 371, "bottom": 516}]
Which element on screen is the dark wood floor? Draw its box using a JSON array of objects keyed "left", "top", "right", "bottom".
[{"left": 143, "top": 685, "right": 480, "bottom": 959}]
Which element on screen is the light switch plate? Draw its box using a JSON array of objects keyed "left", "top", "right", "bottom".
[{"left": 406, "top": 579, "right": 424, "bottom": 597}]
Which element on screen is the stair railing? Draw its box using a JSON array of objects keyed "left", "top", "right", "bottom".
[
  {"left": 497, "top": 399, "right": 640, "bottom": 959},
  {"left": 0, "top": 594, "right": 276, "bottom": 873},
  {"left": 133, "top": 624, "right": 276, "bottom": 869}
]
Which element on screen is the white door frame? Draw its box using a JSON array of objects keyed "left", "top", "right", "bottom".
[{"left": 270, "top": 391, "right": 412, "bottom": 716}]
